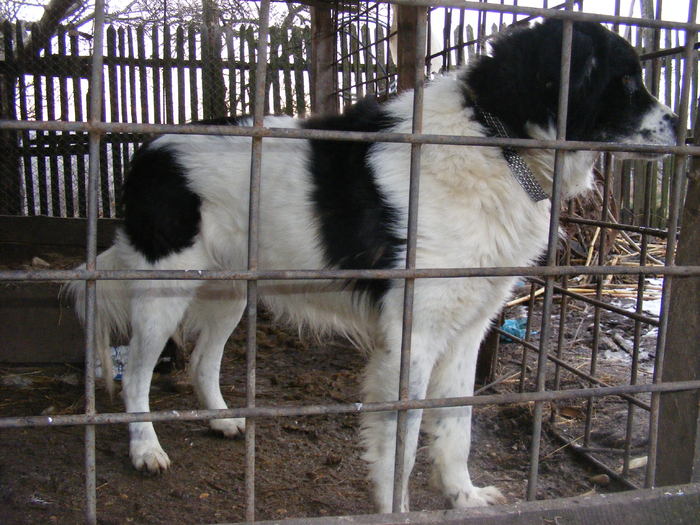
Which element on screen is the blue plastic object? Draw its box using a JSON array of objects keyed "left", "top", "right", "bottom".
[{"left": 499, "top": 318, "right": 532, "bottom": 343}]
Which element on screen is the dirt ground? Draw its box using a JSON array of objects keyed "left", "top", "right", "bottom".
[{"left": 0, "top": 251, "right": 653, "bottom": 524}]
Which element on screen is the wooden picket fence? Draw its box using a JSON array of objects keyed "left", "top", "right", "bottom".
[
  {"left": 0, "top": 17, "right": 694, "bottom": 227},
  {"left": 0, "top": 22, "right": 313, "bottom": 218}
]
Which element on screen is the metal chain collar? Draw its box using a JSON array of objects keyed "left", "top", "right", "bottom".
[{"left": 472, "top": 105, "right": 550, "bottom": 202}]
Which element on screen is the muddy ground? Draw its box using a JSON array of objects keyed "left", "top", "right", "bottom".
[{"left": 0, "top": 251, "right": 654, "bottom": 524}]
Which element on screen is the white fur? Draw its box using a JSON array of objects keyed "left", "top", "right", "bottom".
[{"left": 64, "top": 66, "right": 672, "bottom": 512}]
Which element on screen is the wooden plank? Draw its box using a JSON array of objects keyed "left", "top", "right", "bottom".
[
  {"left": 246, "top": 26, "right": 257, "bottom": 112},
  {"left": 152, "top": 27, "right": 162, "bottom": 123},
  {"left": 176, "top": 26, "right": 186, "bottom": 123},
  {"left": 189, "top": 25, "right": 200, "bottom": 121},
  {"left": 456, "top": 9, "right": 465, "bottom": 67},
  {"left": 45, "top": 57, "right": 60, "bottom": 216},
  {"left": 239, "top": 25, "right": 248, "bottom": 114},
  {"left": 656, "top": 101, "right": 700, "bottom": 486},
  {"left": 310, "top": 6, "right": 337, "bottom": 115},
  {"left": 251, "top": 483, "right": 700, "bottom": 525},
  {"left": 106, "top": 25, "right": 122, "bottom": 216},
  {"left": 350, "top": 23, "right": 362, "bottom": 99},
  {"left": 270, "top": 26, "right": 282, "bottom": 115},
  {"left": 31, "top": 24, "right": 49, "bottom": 216},
  {"left": 127, "top": 27, "right": 138, "bottom": 124},
  {"left": 339, "top": 23, "right": 351, "bottom": 110},
  {"left": 281, "top": 28, "right": 294, "bottom": 115},
  {"left": 225, "top": 27, "right": 238, "bottom": 115},
  {"left": 136, "top": 26, "right": 149, "bottom": 123},
  {"left": 375, "top": 25, "right": 387, "bottom": 99},
  {"left": 362, "top": 24, "right": 374, "bottom": 95},
  {"left": 70, "top": 29, "right": 86, "bottom": 216},
  {"left": 163, "top": 25, "right": 174, "bottom": 124},
  {"left": 118, "top": 26, "right": 131, "bottom": 194}
]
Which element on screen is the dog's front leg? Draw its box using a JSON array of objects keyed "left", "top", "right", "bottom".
[
  {"left": 423, "top": 323, "right": 506, "bottom": 508},
  {"left": 360, "top": 324, "right": 438, "bottom": 513}
]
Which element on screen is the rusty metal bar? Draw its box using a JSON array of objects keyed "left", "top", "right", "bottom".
[
  {"left": 561, "top": 216, "right": 670, "bottom": 238},
  {"left": 584, "top": 153, "right": 614, "bottom": 448},
  {"left": 4, "top": 264, "right": 700, "bottom": 283},
  {"left": 528, "top": 277, "right": 661, "bottom": 327},
  {"left": 3, "top": 119, "right": 700, "bottom": 157},
  {"left": 518, "top": 281, "right": 539, "bottom": 392},
  {"left": 548, "top": 426, "right": 640, "bottom": 491},
  {"left": 393, "top": 5, "right": 426, "bottom": 513},
  {"left": 425, "top": 0, "right": 574, "bottom": 61},
  {"left": 494, "top": 327, "right": 651, "bottom": 412},
  {"left": 2, "top": 379, "right": 698, "bottom": 430},
  {"left": 552, "top": 245, "right": 571, "bottom": 394},
  {"left": 245, "top": 1, "right": 271, "bottom": 520},
  {"left": 84, "top": 1, "right": 107, "bottom": 523},
  {"left": 527, "top": 8, "right": 574, "bottom": 501},
  {"left": 381, "top": 0, "right": 700, "bottom": 31},
  {"left": 646, "top": 0, "right": 699, "bottom": 488}
]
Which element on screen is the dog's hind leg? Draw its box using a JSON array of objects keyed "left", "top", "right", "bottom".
[
  {"left": 188, "top": 286, "right": 246, "bottom": 437},
  {"left": 423, "top": 323, "right": 506, "bottom": 508},
  {"left": 123, "top": 279, "right": 198, "bottom": 473}
]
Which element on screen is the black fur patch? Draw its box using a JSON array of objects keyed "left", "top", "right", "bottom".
[
  {"left": 463, "top": 20, "right": 657, "bottom": 142},
  {"left": 122, "top": 143, "right": 201, "bottom": 264},
  {"left": 302, "top": 98, "right": 404, "bottom": 302}
]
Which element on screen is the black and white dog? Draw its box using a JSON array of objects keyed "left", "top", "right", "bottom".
[{"left": 66, "top": 20, "right": 676, "bottom": 511}]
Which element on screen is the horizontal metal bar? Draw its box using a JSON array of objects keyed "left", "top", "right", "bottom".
[
  {"left": 2, "top": 379, "right": 697, "bottom": 430},
  {"left": 246, "top": 483, "right": 700, "bottom": 525},
  {"left": 1, "top": 119, "right": 699, "bottom": 156},
  {"left": 527, "top": 277, "right": 661, "bottom": 327},
  {"left": 493, "top": 327, "right": 652, "bottom": 411},
  {"left": 548, "top": 425, "right": 641, "bottom": 490},
  {"left": 561, "top": 216, "right": 670, "bottom": 238},
  {"left": 384, "top": 0, "right": 700, "bottom": 31},
  {"left": 640, "top": 42, "right": 700, "bottom": 61},
  {"left": 2, "top": 265, "right": 699, "bottom": 283}
]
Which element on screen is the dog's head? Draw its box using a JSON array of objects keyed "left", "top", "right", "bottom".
[{"left": 464, "top": 19, "right": 678, "bottom": 158}]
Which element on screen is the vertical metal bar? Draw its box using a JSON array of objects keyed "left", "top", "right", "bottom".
[
  {"left": 527, "top": 5, "right": 574, "bottom": 501},
  {"left": 392, "top": 6, "right": 426, "bottom": 514},
  {"left": 553, "top": 243, "right": 570, "bottom": 394},
  {"left": 585, "top": 153, "right": 613, "bottom": 448},
  {"left": 622, "top": 158, "right": 652, "bottom": 478},
  {"left": 84, "top": 1, "right": 106, "bottom": 523},
  {"left": 623, "top": 6, "right": 662, "bottom": 471},
  {"left": 646, "top": 0, "right": 698, "bottom": 488},
  {"left": 245, "top": 1, "right": 270, "bottom": 521},
  {"left": 519, "top": 281, "right": 538, "bottom": 393}
]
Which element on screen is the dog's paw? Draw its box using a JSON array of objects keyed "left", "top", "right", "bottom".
[
  {"left": 210, "top": 417, "right": 246, "bottom": 438},
  {"left": 130, "top": 440, "right": 171, "bottom": 473},
  {"left": 450, "top": 485, "right": 506, "bottom": 508}
]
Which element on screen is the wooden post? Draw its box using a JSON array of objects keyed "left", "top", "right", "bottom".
[
  {"left": 310, "top": 5, "right": 337, "bottom": 115},
  {"left": 655, "top": 99, "right": 700, "bottom": 485},
  {"left": 396, "top": 5, "right": 423, "bottom": 93},
  {"left": 0, "top": 22, "right": 21, "bottom": 215}
]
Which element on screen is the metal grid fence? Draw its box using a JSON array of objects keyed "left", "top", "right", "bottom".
[{"left": 1, "top": 0, "right": 700, "bottom": 523}]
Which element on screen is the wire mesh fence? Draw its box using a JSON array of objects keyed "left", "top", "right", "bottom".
[{"left": 0, "top": 0, "right": 699, "bottom": 523}]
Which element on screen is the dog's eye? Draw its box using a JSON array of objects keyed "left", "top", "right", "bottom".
[{"left": 622, "top": 75, "right": 638, "bottom": 94}]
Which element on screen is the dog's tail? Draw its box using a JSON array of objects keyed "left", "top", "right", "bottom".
[{"left": 61, "top": 245, "right": 130, "bottom": 398}]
